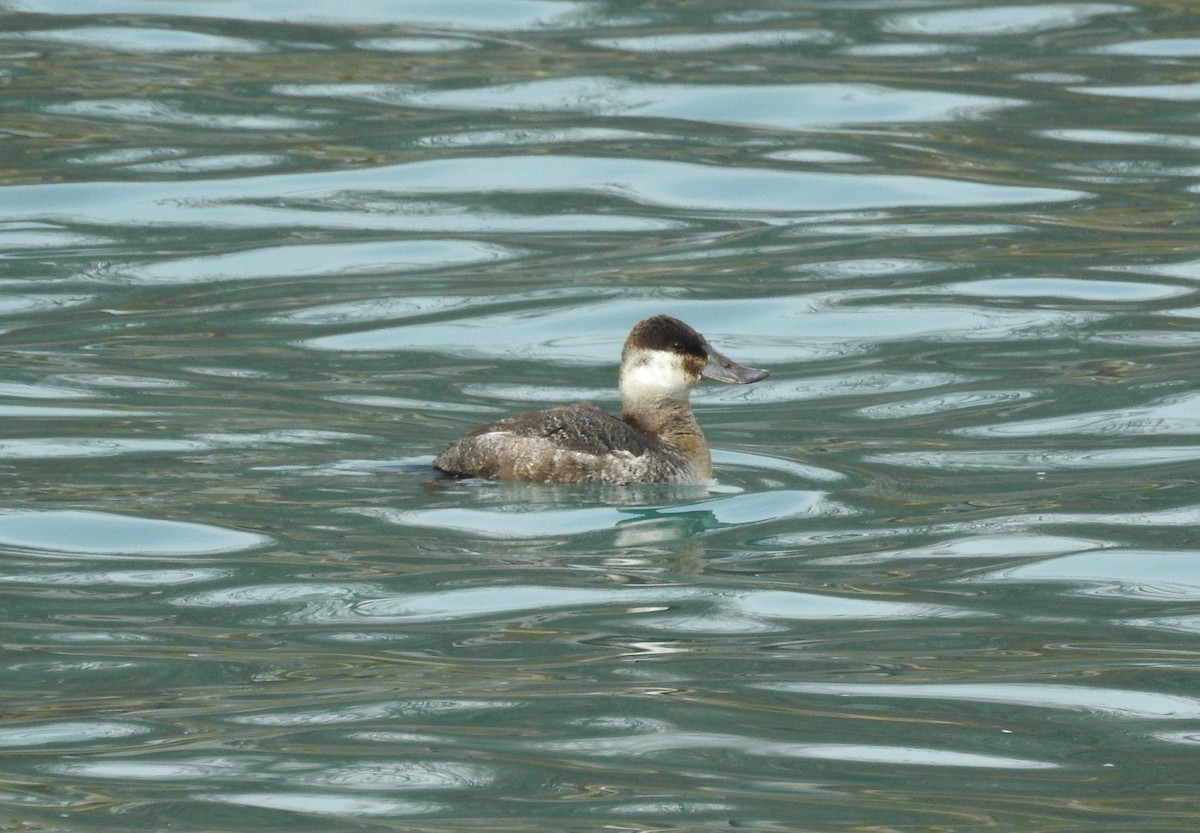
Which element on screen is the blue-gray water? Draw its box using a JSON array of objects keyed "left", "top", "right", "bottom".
[{"left": 3, "top": 2, "right": 1200, "bottom": 830}]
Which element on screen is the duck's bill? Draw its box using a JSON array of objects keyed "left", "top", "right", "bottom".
[{"left": 702, "top": 348, "right": 770, "bottom": 384}]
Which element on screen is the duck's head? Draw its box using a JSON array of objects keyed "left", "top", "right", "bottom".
[{"left": 619, "top": 315, "right": 769, "bottom": 405}]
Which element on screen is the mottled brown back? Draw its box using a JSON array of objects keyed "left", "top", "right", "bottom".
[{"left": 433, "top": 403, "right": 693, "bottom": 483}]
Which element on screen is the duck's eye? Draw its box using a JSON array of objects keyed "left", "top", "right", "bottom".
[{"left": 672, "top": 341, "right": 684, "bottom": 351}]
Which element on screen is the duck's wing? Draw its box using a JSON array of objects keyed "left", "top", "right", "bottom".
[
  {"left": 495, "top": 403, "right": 657, "bottom": 456},
  {"left": 433, "top": 403, "right": 662, "bottom": 482}
]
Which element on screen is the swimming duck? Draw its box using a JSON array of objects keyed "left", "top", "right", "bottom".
[{"left": 433, "top": 315, "right": 768, "bottom": 484}]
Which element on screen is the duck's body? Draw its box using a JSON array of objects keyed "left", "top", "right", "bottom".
[
  {"left": 434, "top": 402, "right": 708, "bottom": 485},
  {"left": 433, "top": 315, "right": 768, "bottom": 485}
]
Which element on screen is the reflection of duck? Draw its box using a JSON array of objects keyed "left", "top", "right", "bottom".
[{"left": 434, "top": 315, "right": 769, "bottom": 484}]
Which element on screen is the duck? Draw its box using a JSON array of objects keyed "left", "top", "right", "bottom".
[{"left": 433, "top": 315, "right": 768, "bottom": 484}]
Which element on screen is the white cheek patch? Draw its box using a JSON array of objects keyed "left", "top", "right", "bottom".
[{"left": 624, "top": 350, "right": 692, "bottom": 399}]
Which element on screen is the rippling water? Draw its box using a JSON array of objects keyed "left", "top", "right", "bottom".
[{"left": 3, "top": 1, "right": 1200, "bottom": 830}]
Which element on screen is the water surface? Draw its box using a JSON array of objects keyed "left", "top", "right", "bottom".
[{"left": 2, "top": 1, "right": 1200, "bottom": 830}]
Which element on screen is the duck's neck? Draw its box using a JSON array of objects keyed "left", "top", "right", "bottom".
[{"left": 622, "top": 396, "right": 711, "bottom": 474}]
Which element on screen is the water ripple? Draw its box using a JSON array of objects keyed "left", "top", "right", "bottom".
[
  {"left": 766, "top": 682, "right": 1200, "bottom": 720},
  {"left": 0, "top": 511, "right": 269, "bottom": 557},
  {"left": 590, "top": 29, "right": 838, "bottom": 53},
  {"left": 279, "top": 78, "right": 1023, "bottom": 130},
  {"left": 10, "top": 0, "right": 591, "bottom": 29},
  {"left": 870, "top": 446, "right": 1200, "bottom": 471},
  {"left": 0, "top": 155, "right": 1088, "bottom": 239},
  {"left": 0, "top": 720, "right": 150, "bottom": 748},
  {"left": 46, "top": 99, "right": 317, "bottom": 131},
  {"left": 204, "top": 793, "right": 441, "bottom": 817},
  {"left": 962, "top": 391, "right": 1200, "bottom": 436},
  {"left": 358, "top": 489, "right": 840, "bottom": 539},
  {"left": 967, "top": 549, "right": 1200, "bottom": 600},
  {"left": 230, "top": 699, "right": 514, "bottom": 727},
  {"left": 0, "top": 567, "right": 229, "bottom": 586},
  {"left": 124, "top": 240, "right": 513, "bottom": 285},
  {"left": 3, "top": 26, "right": 261, "bottom": 53},
  {"left": 883, "top": 4, "right": 1132, "bottom": 36},
  {"left": 534, "top": 729, "right": 1057, "bottom": 770}
]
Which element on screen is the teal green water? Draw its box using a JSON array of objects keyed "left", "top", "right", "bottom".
[{"left": 3, "top": 2, "right": 1200, "bottom": 830}]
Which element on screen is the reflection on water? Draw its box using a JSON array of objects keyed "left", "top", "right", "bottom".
[
  {"left": 0, "top": 510, "right": 270, "bottom": 556},
  {"left": 278, "top": 77, "right": 1023, "bottom": 129},
  {"left": 3, "top": 0, "right": 1200, "bottom": 830}
]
